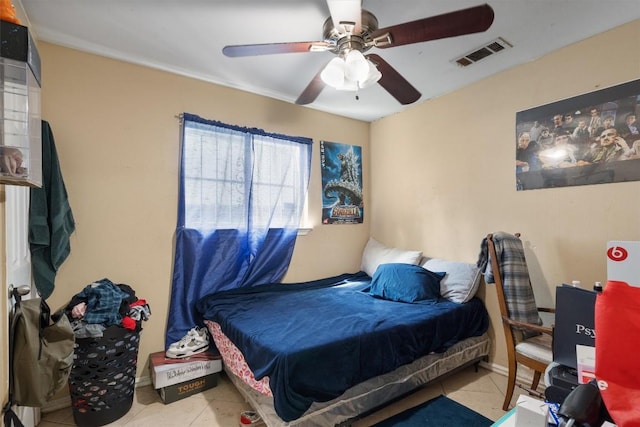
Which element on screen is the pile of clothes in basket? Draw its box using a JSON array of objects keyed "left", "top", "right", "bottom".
[{"left": 64, "top": 278, "right": 150, "bottom": 337}]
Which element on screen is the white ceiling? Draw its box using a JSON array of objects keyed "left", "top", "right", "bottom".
[{"left": 17, "top": 0, "right": 640, "bottom": 122}]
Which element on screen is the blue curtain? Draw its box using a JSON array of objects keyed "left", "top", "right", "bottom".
[{"left": 165, "top": 113, "right": 312, "bottom": 347}]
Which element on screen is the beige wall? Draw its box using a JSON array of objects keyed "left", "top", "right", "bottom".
[
  {"left": 1, "top": 15, "right": 639, "bottom": 403},
  {"left": 370, "top": 19, "right": 640, "bottom": 367}
]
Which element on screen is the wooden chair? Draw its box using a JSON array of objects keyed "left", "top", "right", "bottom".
[{"left": 485, "top": 232, "right": 554, "bottom": 411}]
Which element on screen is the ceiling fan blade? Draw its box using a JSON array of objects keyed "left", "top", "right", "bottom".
[
  {"left": 367, "top": 54, "right": 421, "bottom": 105},
  {"left": 295, "top": 68, "right": 326, "bottom": 105},
  {"left": 371, "top": 4, "right": 494, "bottom": 48},
  {"left": 327, "top": 0, "right": 362, "bottom": 34},
  {"left": 223, "top": 41, "right": 333, "bottom": 57}
]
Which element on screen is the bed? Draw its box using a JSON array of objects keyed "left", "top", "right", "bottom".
[{"left": 196, "top": 238, "right": 491, "bottom": 426}]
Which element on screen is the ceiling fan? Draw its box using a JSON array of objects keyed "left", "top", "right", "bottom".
[{"left": 222, "top": 1, "right": 494, "bottom": 106}]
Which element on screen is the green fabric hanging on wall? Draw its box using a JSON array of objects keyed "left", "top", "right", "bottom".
[{"left": 29, "top": 120, "right": 76, "bottom": 299}]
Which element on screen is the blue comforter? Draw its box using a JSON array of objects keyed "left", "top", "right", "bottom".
[{"left": 196, "top": 272, "right": 489, "bottom": 421}]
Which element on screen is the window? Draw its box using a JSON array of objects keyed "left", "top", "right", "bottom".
[
  {"left": 168, "top": 114, "right": 312, "bottom": 345},
  {"left": 181, "top": 115, "right": 311, "bottom": 232}
]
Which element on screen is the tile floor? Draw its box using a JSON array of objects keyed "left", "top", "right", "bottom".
[{"left": 39, "top": 366, "right": 533, "bottom": 426}]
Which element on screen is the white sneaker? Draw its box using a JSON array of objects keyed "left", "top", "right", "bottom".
[
  {"left": 167, "top": 328, "right": 199, "bottom": 351},
  {"left": 165, "top": 327, "right": 209, "bottom": 358}
]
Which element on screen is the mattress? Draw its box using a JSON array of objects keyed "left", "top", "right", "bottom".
[
  {"left": 223, "top": 332, "right": 491, "bottom": 427},
  {"left": 197, "top": 272, "right": 490, "bottom": 422}
]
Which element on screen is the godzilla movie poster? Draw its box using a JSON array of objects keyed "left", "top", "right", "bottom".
[{"left": 320, "top": 140, "right": 363, "bottom": 224}]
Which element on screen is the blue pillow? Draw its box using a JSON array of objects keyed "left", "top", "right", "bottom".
[{"left": 369, "top": 263, "right": 444, "bottom": 303}]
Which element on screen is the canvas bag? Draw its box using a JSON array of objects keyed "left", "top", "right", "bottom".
[
  {"left": 595, "top": 280, "right": 640, "bottom": 427},
  {"left": 10, "top": 297, "right": 75, "bottom": 407}
]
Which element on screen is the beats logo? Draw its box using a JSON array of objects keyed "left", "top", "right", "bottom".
[{"left": 607, "top": 246, "right": 628, "bottom": 262}]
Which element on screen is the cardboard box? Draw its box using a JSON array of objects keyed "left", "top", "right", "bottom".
[
  {"left": 515, "top": 395, "right": 549, "bottom": 427},
  {"left": 607, "top": 241, "right": 640, "bottom": 287},
  {"left": 157, "top": 373, "right": 218, "bottom": 404},
  {"left": 149, "top": 350, "right": 222, "bottom": 389}
]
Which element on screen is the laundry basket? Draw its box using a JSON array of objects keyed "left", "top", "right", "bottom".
[{"left": 68, "top": 325, "right": 140, "bottom": 427}]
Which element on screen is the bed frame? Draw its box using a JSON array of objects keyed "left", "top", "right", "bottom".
[{"left": 225, "top": 333, "right": 491, "bottom": 427}]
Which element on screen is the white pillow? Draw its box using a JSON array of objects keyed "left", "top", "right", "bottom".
[
  {"left": 361, "top": 238, "right": 422, "bottom": 277},
  {"left": 420, "top": 257, "right": 481, "bottom": 303}
]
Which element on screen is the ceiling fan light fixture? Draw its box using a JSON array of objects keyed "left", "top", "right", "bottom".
[
  {"left": 358, "top": 60, "right": 382, "bottom": 89},
  {"left": 344, "top": 49, "right": 369, "bottom": 82},
  {"left": 320, "top": 57, "right": 346, "bottom": 88},
  {"left": 337, "top": 78, "right": 359, "bottom": 92},
  {"left": 322, "top": 53, "right": 381, "bottom": 92}
]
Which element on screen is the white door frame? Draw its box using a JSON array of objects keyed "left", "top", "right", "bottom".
[{"left": 5, "top": 185, "right": 39, "bottom": 427}]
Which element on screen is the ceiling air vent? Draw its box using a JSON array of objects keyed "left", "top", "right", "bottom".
[{"left": 454, "top": 37, "right": 512, "bottom": 67}]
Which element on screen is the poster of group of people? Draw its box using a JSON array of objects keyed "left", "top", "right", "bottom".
[
  {"left": 516, "top": 79, "right": 640, "bottom": 190},
  {"left": 320, "top": 140, "right": 363, "bottom": 224}
]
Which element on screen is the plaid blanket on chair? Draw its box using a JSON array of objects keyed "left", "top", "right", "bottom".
[{"left": 477, "top": 231, "right": 542, "bottom": 328}]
